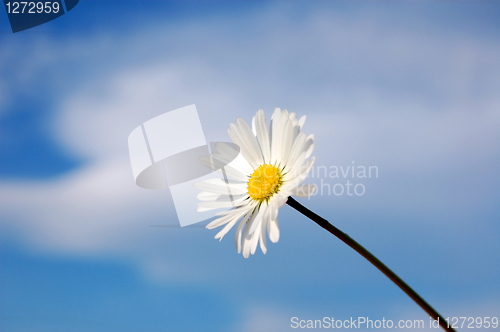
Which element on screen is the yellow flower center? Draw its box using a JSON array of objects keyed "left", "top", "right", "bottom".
[{"left": 247, "top": 164, "right": 283, "bottom": 202}]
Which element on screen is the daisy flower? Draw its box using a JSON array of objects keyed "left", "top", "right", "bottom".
[{"left": 195, "top": 108, "right": 316, "bottom": 258}]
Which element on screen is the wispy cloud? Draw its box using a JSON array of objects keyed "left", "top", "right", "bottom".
[{"left": 0, "top": 3, "right": 498, "bottom": 326}]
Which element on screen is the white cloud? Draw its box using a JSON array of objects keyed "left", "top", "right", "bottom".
[
  {"left": 54, "top": 59, "right": 242, "bottom": 161},
  {"left": 0, "top": 159, "right": 169, "bottom": 254},
  {"left": 239, "top": 305, "right": 296, "bottom": 332},
  {"left": 0, "top": 2, "right": 498, "bottom": 306}
]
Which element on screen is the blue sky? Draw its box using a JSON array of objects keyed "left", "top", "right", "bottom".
[{"left": 1, "top": 1, "right": 499, "bottom": 331}]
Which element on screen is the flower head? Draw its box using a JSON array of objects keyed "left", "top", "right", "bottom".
[{"left": 195, "top": 108, "right": 316, "bottom": 257}]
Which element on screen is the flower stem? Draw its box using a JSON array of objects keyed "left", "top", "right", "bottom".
[{"left": 286, "top": 196, "right": 456, "bottom": 332}]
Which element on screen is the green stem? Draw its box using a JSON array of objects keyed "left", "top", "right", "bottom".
[{"left": 286, "top": 196, "right": 456, "bottom": 332}]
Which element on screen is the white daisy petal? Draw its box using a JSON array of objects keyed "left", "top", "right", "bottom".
[
  {"left": 214, "top": 208, "right": 238, "bottom": 217},
  {"left": 289, "top": 111, "right": 298, "bottom": 126},
  {"left": 287, "top": 133, "right": 313, "bottom": 168},
  {"left": 285, "top": 132, "right": 306, "bottom": 167},
  {"left": 235, "top": 222, "right": 245, "bottom": 253},
  {"left": 270, "top": 108, "right": 283, "bottom": 164},
  {"left": 235, "top": 118, "right": 264, "bottom": 166},
  {"left": 212, "top": 142, "right": 253, "bottom": 172},
  {"left": 305, "top": 143, "right": 314, "bottom": 159},
  {"left": 248, "top": 203, "right": 269, "bottom": 236},
  {"left": 249, "top": 213, "right": 263, "bottom": 255},
  {"left": 228, "top": 124, "right": 259, "bottom": 169},
  {"left": 211, "top": 193, "right": 248, "bottom": 204},
  {"left": 265, "top": 198, "right": 280, "bottom": 244},
  {"left": 199, "top": 155, "right": 249, "bottom": 182},
  {"left": 210, "top": 151, "right": 253, "bottom": 176},
  {"left": 242, "top": 237, "right": 253, "bottom": 258},
  {"left": 250, "top": 227, "right": 260, "bottom": 255},
  {"left": 298, "top": 115, "right": 306, "bottom": 128},
  {"left": 198, "top": 206, "right": 228, "bottom": 212},
  {"left": 197, "top": 194, "right": 248, "bottom": 211},
  {"left": 269, "top": 198, "right": 279, "bottom": 223},
  {"left": 214, "top": 207, "right": 252, "bottom": 240},
  {"left": 197, "top": 191, "right": 220, "bottom": 201},
  {"left": 219, "top": 166, "right": 250, "bottom": 182},
  {"left": 208, "top": 206, "right": 250, "bottom": 230},
  {"left": 283, "top": 156, "right": 316, "bottom": 189},
  {"left": 253, "top": 109, "right": 271, "bottom": 163},
  {"left": 235, "top": 209, "right": 253, "bottom": 253},
  {"left": 269, "top": 217, "right": 280, "bottom": 243},
  {"left": 194, "top": 179, "right": 247, "bottom": 195},
  {"left": 213, "top": 141, "right": 240, "bottom": 157},
  {"left": 224, "top": 152, "right": 254, "bottom": 177},
  {"left": 207, "top": 213, "right": 235, "bottom": 230},
  {"left": 285, "top": 151, "right": 307, "bottom": 180},
  {"left": 303, "top": 134, "right": 315, "bottom": 158},
  {"left": 299, "top": 156, "right": 316, "bottom": 180},
  {"left": 242, "top": 207, "right": 266, "bottom": 258},
  {"left": 259, "top": 214, "right": 268, "bottom": 254},
  {"left": 279, "top": 116, "right": 294, "bottom": 164},
  {"left": 278, "top": 119, "right": 290, "bottom": 155},
  {"left": 284, "top": 112, "right": 303, "bottom": 164}
]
